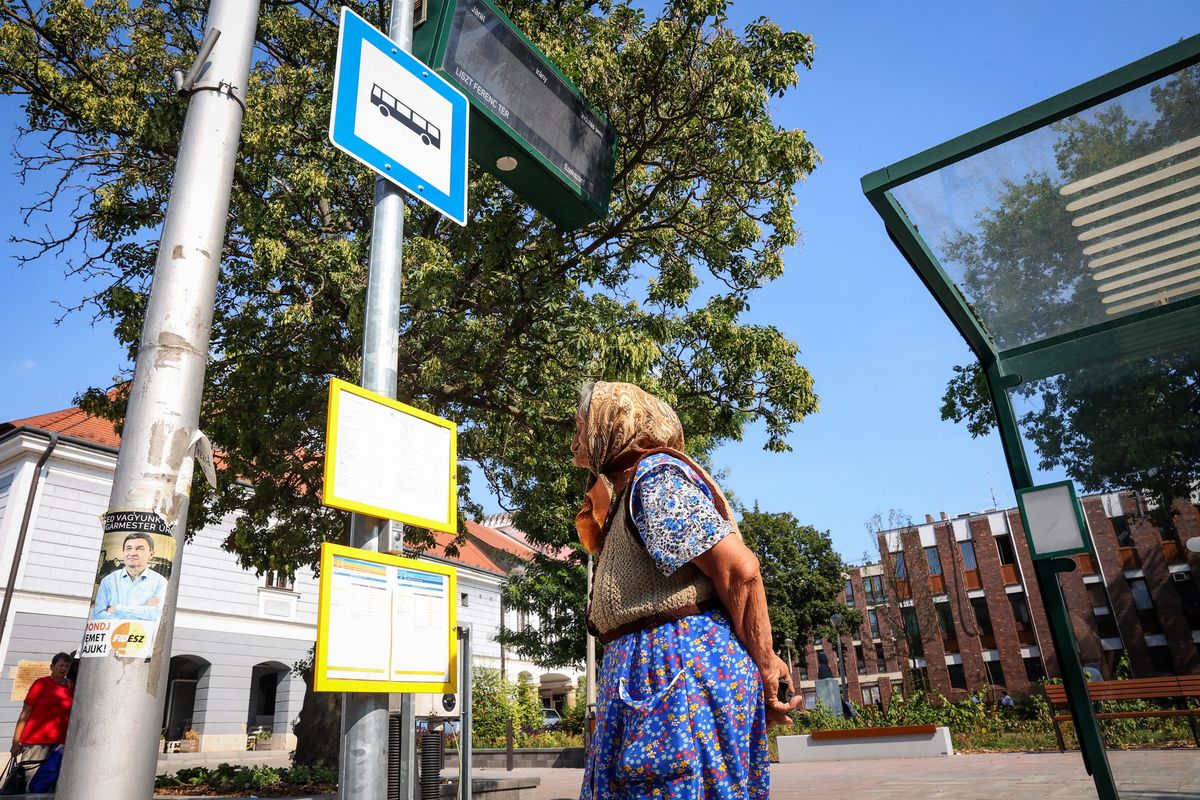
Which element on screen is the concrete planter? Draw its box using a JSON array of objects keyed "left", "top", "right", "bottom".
[{"left": 777, "top": 725, "right": 954, "bottom": 762}]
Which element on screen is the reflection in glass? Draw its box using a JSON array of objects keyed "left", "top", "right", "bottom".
[
  {"left": 892, "top": 65, "right": 1200, "bottom": 349},
  {"left": 1009, "top": 342, "right": 1200, "bottom": 530}
]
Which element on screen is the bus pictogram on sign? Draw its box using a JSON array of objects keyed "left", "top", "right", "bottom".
[{"left": 371, "top": 83, "right": 442, "bottom": 149}]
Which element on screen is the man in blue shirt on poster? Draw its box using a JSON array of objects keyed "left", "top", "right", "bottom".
[{"left": 92, "top": 532, "right": 168, "bottom": 621}]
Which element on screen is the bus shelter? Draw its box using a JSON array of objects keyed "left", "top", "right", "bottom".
[{"left": 863, "top": 35, "right": 1200, "bottom": 799}]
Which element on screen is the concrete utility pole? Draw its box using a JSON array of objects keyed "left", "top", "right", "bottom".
[
  {"left": 56, "top": 2, "right": 260, "bottom": 798},
  {"left": 338, "top": 2, "right": 415, "bottom": 799}
]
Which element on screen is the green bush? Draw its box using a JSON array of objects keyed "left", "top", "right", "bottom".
[
  {"left": 155, "top": 762, "right": 336, "bottom": 793},
  {"left": 558, "top": 678, "right": 588, "bottom": 735},
  {"left": 513, "top": 673, "right": 544, "bottom": 735},
  {"left": 470, "top": 666, "right": 510, "bottom": 742}
]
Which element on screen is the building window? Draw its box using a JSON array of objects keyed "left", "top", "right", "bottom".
[
  {"left": 1087, "top": 582, "right": 1111, "bottom": 612},
  {"left": 1172, "top": 573, "right": 1200, "bottom": 629},
  {"left": 947, "top": 663, "right": 967, "bottom": 690},
  {"left": 264, "top": 571, "right": 292, "bottom": 590},
  {"left": 984, "top": 660, "right": 1006, "bottom": 687},
  {"left": 862, "top": 685, "right": 882, "bottom": 707},
  {"left": 1157, "top": 514, "right": 1180, "bottom": 543},
  {"left": 1111, "top": 515, "right": 1134, "bottom": 547},
  {"left": 994, "top": 534, "right": 1017, "bottom": 566},
  {"left": 1129, "top": 578, "right": 1154, "bottom": 611},
  {"left": 971, "top": 596, "right": 994, "bottom": 638},
  {"left": 461, "top": 592, "right": 470, "bottom": 607},
  {"left": 875, "top": 643, "right": 887, "bottom": 673},
  {"left": 1095, "top": 612, "right": 1121, "bottom": 640},
  {"left": 855, "top": 644, "right": 867, "bottom": 674},
  {"left": 1010, "top": 593, "right": 1036, "bottom": 644},
  {"left": 900, "top": 606, "right": 923, "bottom": 656},
  {"left": 844, "top": 579, "right": 856, "bottom": 608},
  {"left": 913, "top": 667, "right": 930, "bottom": 691},
  {"left": 893, "top": 552, "right": 908, "bottom": 580},
  {"left": 960, "top": 540, "right": 978, "bottom": 570},
  {"left": 864, "top": 575, "right": 886, "bottom": 606},
  {"left": 1024, "top": 656, "right": 1047, "bottom": 683},
  {"left": 1129, "top": 577, "right": 1163, "bottom": 634},
  {"left": 1147, "top": 645, "right": 1175, "bottom": 676},
  {"left": 935, "top": 601, "right": 955, "bottom": 640},
  {"left": 868, "top": 609, "right": 881, "bottom": 640},
  {"left": 925, "top": 546, "right": 943, "bottom": 576}
]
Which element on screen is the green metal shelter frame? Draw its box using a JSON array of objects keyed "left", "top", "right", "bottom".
[{"left": 863, "top": 35, "right": 1200, "bottom": 800}]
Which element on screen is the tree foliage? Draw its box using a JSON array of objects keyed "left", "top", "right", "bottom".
[
  {"left": 0, "top": 0, "right": 820, "bottom": 666},
  {"left": 938, "top": 67, "right": 1200, "bottom": 522},
  {"left": 738, "top": 504, "right": 858, "bottom": 652}
]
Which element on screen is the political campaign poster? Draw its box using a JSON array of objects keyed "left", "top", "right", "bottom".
[{"left": 81, "top": 511, "right": 176, "bottom": 659}]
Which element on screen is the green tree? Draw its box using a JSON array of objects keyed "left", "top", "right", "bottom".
[
  {"left": 0, "top": 0, "right": 818, "bottom": 671},
  {"left": 938, "top": 67, "right": 1200, "bottom": 525},
  {"left": 737, "top": 504, "right": 858, "bottom": 652}
]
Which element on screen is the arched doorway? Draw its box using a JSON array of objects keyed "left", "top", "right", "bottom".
[
  {"left": 162, "top": 655, "right": 209, "bottom": 741},
  {"left": 538, "top": 672, "right": 575, "bottom": 712}
]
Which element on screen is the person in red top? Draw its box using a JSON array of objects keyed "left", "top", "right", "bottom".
[{"left": 8, "top": 653, "right": 74, "bottom": 781}]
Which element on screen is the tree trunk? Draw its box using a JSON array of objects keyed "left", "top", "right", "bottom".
[{"left": 292, "top": 653, "right": 341, "bottom": 766}]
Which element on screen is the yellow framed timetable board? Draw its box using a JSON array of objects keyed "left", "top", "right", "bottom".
[
  {"left": 323, "top": 378, "right": 458, "bottom": 534},
  {"left": 315, "top": 543, "right": 458, "bottom": 693}
]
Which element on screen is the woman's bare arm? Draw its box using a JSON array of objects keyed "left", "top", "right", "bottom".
[
  {"left": 694, "top": 535, "right": 801, "bottom": 726},
  {"left": 10, "top": 705, "right": 31, "bottom": 754}
]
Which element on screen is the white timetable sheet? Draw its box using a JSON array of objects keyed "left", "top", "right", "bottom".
[
  {"left": 315, "top": 543, "right": 457, "bottom": 693},
  {"left": 323, "top": 379, "right": 457, "bottom": 533}
]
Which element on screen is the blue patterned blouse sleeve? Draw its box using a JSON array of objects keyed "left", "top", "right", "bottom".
[{"left": 631, "top": 454, "right": 732, "bottom": 576}]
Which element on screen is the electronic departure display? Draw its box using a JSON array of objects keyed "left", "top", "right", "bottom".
[
  {"left": 413, "top": 0, "right": 616, "bottom": 227},
  {"left": 441, "top": 1, "right": 615, "bottom": 205}
]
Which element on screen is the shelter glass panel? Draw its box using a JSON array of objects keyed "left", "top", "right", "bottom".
[{"left": 890, "top": 65, "right": 1200, "bottom": 351}]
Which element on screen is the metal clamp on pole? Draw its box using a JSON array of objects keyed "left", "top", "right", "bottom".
[{"left": 172, "top": 27, "right": 221, "bottom": 94}]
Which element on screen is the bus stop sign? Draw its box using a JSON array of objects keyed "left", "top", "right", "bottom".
[{"left": 330, "top": 7, "right": 469, "bottom": 225}]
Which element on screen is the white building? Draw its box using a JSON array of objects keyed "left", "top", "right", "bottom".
[{"left": 0, "top": 402, "right": 581, "bottom": 755}]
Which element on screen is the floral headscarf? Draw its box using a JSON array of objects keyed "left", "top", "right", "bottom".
[{"left": 574, "top": 381, "right": 738, "bottom": 552}]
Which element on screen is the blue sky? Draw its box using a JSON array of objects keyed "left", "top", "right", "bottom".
[{"left": 1, "top": 2, "right": 1197, "bottom": 561}]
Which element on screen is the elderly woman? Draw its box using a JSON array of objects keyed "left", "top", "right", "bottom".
[
  {"left": 8, "top": 652, "right": 73, "bottom": 785},
  {"left": 572, "top": 382, "right": 799, "bottom": 800}
]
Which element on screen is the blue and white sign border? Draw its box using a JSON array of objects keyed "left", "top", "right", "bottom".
[{"left": 329, "top": 7, "right": 469, "bottom": 226}]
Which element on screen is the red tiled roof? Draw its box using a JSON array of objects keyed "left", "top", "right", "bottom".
[
  {"left": 497, "top": 525, "right": 573, "bottom": 560},
  {"left": 465, "top": 519, "right": 537, "bottom": 558},
  {"left": 425, "top": 530, "right": 504, "bottom": 575},
  {"left": 2, "top": 403, "right": 121, "bottom": 449}
]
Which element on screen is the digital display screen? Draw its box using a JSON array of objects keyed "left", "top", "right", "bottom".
[{"left": 442, "top": 0, "right": 615, "bottom": 203}]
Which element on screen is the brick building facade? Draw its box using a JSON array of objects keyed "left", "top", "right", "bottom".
[{"left": 790, "top": 492, "right": 1200, "bottom": 709}]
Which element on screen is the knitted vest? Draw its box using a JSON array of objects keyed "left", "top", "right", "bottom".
[{"left": 586, "top": 481, "right": 723, "bottom": 644}]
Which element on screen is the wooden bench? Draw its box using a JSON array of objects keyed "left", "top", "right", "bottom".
[
  {"left": 810, "top": 724, "right": 937, "bottom": 741},
  {"left": 1044, "top": 675, "right": 1200, "bottom": 751}
]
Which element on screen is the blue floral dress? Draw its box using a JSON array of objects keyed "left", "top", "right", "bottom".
[{"left": 581, "top": 454, "right": 769, "bottom": 800}]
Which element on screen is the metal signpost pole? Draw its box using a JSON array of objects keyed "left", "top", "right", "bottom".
[
  {"left": 458, "top": 626, "right": 473, "bottom": 800},
  {"left": 55, "top": 2, "right": 260, "bottom": 798},
  {"left": 338, "top": 2, "right": 415, "bottom": 799}
]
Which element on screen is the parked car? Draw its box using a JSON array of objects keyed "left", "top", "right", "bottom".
[{"left": 542, "top": 708, "right": 562, "bottom": 729}]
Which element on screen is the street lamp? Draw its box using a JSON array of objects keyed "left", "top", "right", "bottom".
[{"left": 830, "top": 613, "right": 848, "bottom": 702}]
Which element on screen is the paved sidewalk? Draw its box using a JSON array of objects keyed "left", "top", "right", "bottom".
[{"left": 489, "top": 749, "right": 1200, "bottom": 800}]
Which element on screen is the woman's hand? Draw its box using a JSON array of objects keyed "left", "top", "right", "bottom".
[
  {"left": 759, "top": 654, "right": 802, "bottom": 727},
  {"left": 695, "top": 538, "right": 803, "bottom": 727},
  {"left": 9, "top": 741, "right": 21, "bottom": 756}
]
